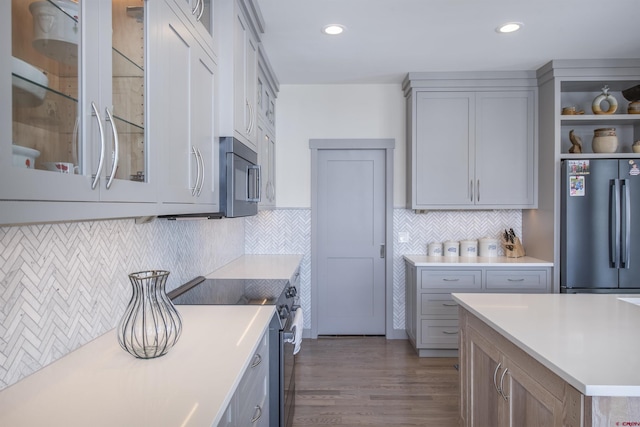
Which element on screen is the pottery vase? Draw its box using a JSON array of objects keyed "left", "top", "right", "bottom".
[{"left": 592, "top": 128, "right": 618, "bottom": 153}]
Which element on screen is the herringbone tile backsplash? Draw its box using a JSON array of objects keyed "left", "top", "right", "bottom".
[
  {"left": 0, "top": 208, "right": 519, "bottom": 390},
  {"left": 0, "top": 218, "right": 244, "bottom": 390}
]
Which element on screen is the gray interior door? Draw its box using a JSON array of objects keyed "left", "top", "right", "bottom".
[{"left": 316, "top": 149, "right": 386, "bottom": 335}]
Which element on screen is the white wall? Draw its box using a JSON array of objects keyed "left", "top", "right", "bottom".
[{"left": 275, "top": 84, "right": 407, "bottom": 208}]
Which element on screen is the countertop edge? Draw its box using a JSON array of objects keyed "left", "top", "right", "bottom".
[{"left": 404, "top": 254, "right": 553, "bottom": 267}]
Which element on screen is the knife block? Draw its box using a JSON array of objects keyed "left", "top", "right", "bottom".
[{"left": 504, "top": 237, "right": 526, "bottom": 258}]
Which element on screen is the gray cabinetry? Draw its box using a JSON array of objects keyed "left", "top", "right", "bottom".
[
  {"left": 403, "top": 72, "right": 538, "bottom": 210},
  {"left": 405, "top": 261, "right": 551, "bottom": 357},
  {"left": 218, "top": 327, "right": 270, "bottom": 427},
  {"left": 153, "top": 0, "right": 219, "bottom": 214},
  {"left": 257, "top": 47, "right": 279, "bottom": 209}
]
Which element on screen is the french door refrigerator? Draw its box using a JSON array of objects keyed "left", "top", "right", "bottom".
[{"left": 561, "top": 159, "right": 640, "bottom": 293}]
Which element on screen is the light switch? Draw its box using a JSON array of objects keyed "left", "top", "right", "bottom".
[{"left": 398, "top": 232, "right": 410, "bottom": 243}]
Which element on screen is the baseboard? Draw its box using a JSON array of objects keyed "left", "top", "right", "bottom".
[{"left": 386, "top": 328, "right": 408, "bottom": 339}]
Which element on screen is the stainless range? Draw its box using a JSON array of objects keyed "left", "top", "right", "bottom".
[{"left": 168, "top": 275, "right": 299, "bottom": 427}]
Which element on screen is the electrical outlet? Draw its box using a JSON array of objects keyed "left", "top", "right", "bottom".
[{"left": 398, "top": 232, "right": 410, "bottom": 243}]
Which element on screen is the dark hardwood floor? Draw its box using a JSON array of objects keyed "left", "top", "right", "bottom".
[{"left": 291, "top": 336, "right": 460, "bottom": 427}]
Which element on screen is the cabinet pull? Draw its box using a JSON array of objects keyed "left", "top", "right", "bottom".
[
  {"left": 251, "top": 405, "right": 262, "bottom": 423},
  {"left": 441, "top": 330, "right": 458, "bottom": 335},
  {"left": 191, "top": 146, "right": 201, "bottom": 196},
  {"left": 442, "top": 278, "right": 460, "bottom": 282},
  {"left": 477, "top": 179, "right": 480, "bottom": 202},
  {"left": 469, "top": 180, "right": 473, "bottom": 202},
  {"left": 250, "top": 353, "right": 262, "bottom": 368},
  {"left": 195, "top": 0, "right": 204, "bottom": 21},
  {"left": 195, "top": 147, "right": 204, "bottom": 196},
  {"left": 442, "top": 303, "right": 458, "bottom": 307},
  {"left": 104, "top": 107, "right": 120, "bottom": 190},
  {"left": 246, "top": 99, "right": 254, "bottom": 135},
  {"left": 493, "top": 362, "right": 502, "bottom": 394},
  {"left": 90, "top": 102, "right": 106, "bottom": 190},
  {"left": 499, "top": 368, "right": 509, "bottom": 401},
  {"left": 507, "top": 278, "right": 525, "bottom": 282},
  {"left": 191, "top": 0, "right": 200, "bottom": 15}
]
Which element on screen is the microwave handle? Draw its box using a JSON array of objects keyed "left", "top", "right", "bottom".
[{"left": 247, "top": 164, "right": 261, "bottom": 203}]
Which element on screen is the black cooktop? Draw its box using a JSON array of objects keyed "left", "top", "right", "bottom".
[{"left": 168, "top": 276, "right": 290, "bottom": 306}]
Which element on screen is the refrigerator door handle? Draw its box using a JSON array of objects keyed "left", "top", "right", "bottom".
[
  {"left": 611, "top": 179, "right": 621, "bottom": 268},
  {"left": 622, "top": 179, "right": 631, "bottom": 269}
]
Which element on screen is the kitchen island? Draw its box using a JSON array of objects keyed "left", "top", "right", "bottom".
[
  {"left": 454, "top": 293, "right": 640, "bottom": 427},
  {"left": 0, "top": 305, "right": 275, "bottom": 427}
]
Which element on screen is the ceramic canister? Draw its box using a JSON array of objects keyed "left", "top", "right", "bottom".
[
  {"left": 460, "top": 240, "right": 478, "bottom": 257},
  {"left": 443, "top": 240, "right": 459, "bottom": 257},
  {"left": 479, "top": 238, "right": 499, "bottom": 257},
  {"left": 427, "top": 242, "right": 443, "bottom": 257}
]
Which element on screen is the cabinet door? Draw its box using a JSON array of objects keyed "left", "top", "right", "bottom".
[
  {"left": 171, "top": 0, "right": 215, "bottom": 52},
  {"left": 413, "top": 91, "right": 474, "bottom": 207},
  {"left": 466, "top": 326, "right": 504, "bottom": 427},
  {"left": 257, "top": 121, "right": 276, "bottom": 209},
  {"left": 233, "top": 7, "right": 258, "bottom": 151},
  {"left": 503, "top": 360, "right": 563, "bottom": 427},
  {"left": 405, "top": 262, "right": 417, "bottom": 343},
  {"left": 475, "top": 91, "right": 535, "bottom": 207}
]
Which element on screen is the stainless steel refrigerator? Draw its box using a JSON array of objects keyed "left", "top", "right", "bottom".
[{"left": 561, "top": 159, "right": 640, "bottom": 293}]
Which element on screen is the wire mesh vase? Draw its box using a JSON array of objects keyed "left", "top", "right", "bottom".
[{"left": 117, "top": 270, "right": 182, "bottom": 359}]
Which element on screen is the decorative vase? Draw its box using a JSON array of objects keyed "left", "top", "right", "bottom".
[
  {"left": 117, "top": 270, "right": 182, "bottom": 359},
  {"left": 592, "top": 128, "right": 618, "bottom": 153},
  {"left": 592, "top": 85, "right": 618, "bottom": 115}
]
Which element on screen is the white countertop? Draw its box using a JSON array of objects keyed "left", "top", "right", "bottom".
[
  {"left": 452, "top": 293, "right": 640, "bottom": 397},
  {"left": 0, "top": 305, "right": 275, "bottom": 427},
  {"left": 404, "top": 254, "right": 553, "bottom": 267},
  {"left": 206, "top": 254, "right": 303, "bottom": 279}
]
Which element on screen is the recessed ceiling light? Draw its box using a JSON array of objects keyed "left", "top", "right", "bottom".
[
  {"left": 322, "top": 24, "right": 346, "bottom": 35},
  {"left": 496, "top": 22, "right": 523, "bottom": 33}
]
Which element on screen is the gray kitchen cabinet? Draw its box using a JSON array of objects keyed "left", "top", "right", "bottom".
[
  {"left": 217, "top": 0, "right": 260, "bottom": 152},
  {"left": 153, "top": 0, "right": 219, "bottom": 214},
  {"left": 218, "top": 327, "right": 270, "bottom": 427},
  {"left": 405, "top": 261, "right": 551, "bottom": 357},
  {"left": 1, "top": 0, "right": 156, "bottom": 225},
  {"left": 257, "top": 46, "right": 278, "bottom": 135},
  {"left": 403, "top": 72, "right": 538, "bottom": 210},
  {"left": 256, "top": 47, "right": 279, "bottom": 209},
  {"left": 170, "top": 0, "right": 216, "bottom": 54}
]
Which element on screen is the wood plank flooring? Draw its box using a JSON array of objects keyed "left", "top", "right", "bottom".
[{"left": 291, "top": 336, "right": 461, "bottom": 427}]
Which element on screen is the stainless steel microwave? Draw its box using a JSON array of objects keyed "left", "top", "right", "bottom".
[{"left": 219, "top": 137, "right": 261, "bottom": 218}]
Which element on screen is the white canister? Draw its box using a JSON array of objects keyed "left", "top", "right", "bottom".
[
  {"left": 427, "top": 242, "right": 443, "bottom": 257},
  {"left": 479, "top": 238, "right": 499, "bottom": 257},
  {"left": 443, "top": 240, "right": 459, "bottom": 257},
  {"left": 460, "top": 240, "right": 478, "bottom": 257}
]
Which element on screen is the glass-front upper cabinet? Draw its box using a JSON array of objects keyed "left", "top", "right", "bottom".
[
  {"left": 1, "top": 0, "right": 151, "bottom": 204},
  {"left": 171, "top": 0, "right": 215, "bottom": 53}
]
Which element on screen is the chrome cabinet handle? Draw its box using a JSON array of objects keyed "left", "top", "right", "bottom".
[
  {"left": 493, "top": 362, "right": 502, "bottom": 394},
  {"left": 90, "top": 102, "right": 106, "bottom": 190},
  {"left": 196, "top": 0, "right": 204, "bottom": 21},
  {"left": 195, "top": 147, "right": 204, "bottom": 196},
  {"left": 469, "top": 180, "right": 473, "bottom": 202},
  {"left": 441, "top": 330, "right": 458, "bottom": 335},
  {"left": 477, "top": 179, "right": 480, "bottom": 202},
  {"left": 380, "top": 244, "right": 386, "bottom": 259},
  {"left": 251, "top": 405, "right": 262, "bottom": 423},
  {"left": 250, "top": 353, "right": 262, "bottom": 368},
  {"left": 499, "top": 368, "right": 509, "bottom": 401},
  {"left": 191, "top": 0, "right": 199, "bottom": 15},
  {"left": 442, "top": 303, "right": 458, "bottom": 307},
  {"left": 442, "top": 278, "right": 460, "bottom": 282},
  {"left": 191, "top": 146, "right": 201, "bottom": 196},
  {"left": 507, "top": 278, "right": 525, "bottom": 282},
  {"left": 104, "top": 107, "right": 119, "bottom": 189}
]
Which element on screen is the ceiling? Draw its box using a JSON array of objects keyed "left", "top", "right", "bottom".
[{"left": 255, "top": 0, "right": 640, "bottom": 85}]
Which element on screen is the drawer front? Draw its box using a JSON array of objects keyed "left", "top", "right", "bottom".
[
  {"left": 419, "top": 269, "right": 482, "bottom": 291},
  {"left": 420, "top": 293, "right": 459, "bottom": 316},
  {"left": 419, "top": 319, "right": 459, "bottom": 348},
  {"left": 485, "top": 269, "right": 549, "bottom": 291}
]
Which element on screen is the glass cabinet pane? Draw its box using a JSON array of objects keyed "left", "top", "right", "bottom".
[
  {"left": 112, "top": 0, "right": 146, "bottom": 183},
  {"left": 12, "top": 0, "right": 80, "bottom": 174}
]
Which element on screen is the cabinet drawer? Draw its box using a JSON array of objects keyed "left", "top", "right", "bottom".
[
  {"left": 419, "top": 269, "right": 482, "bottom": 291},
  {"left": 419, "top": 319, "right": 459, "bottom": 348},
  {"left": 485, "top": 269, "right": 549, "bottom": 291},
  {"left": 420, "top": 293, "right": 459, "bottom": 316}
]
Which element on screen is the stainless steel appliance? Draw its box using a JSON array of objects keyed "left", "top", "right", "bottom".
[
  {"left": 168, "top": 275, "right": 299, "bottom": 427},
  {"left": 561, "top": 159, "right": 640, "bottom": 293},
  {"left": 220, "top": 137, "right": 261, "bottom": 218}
]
